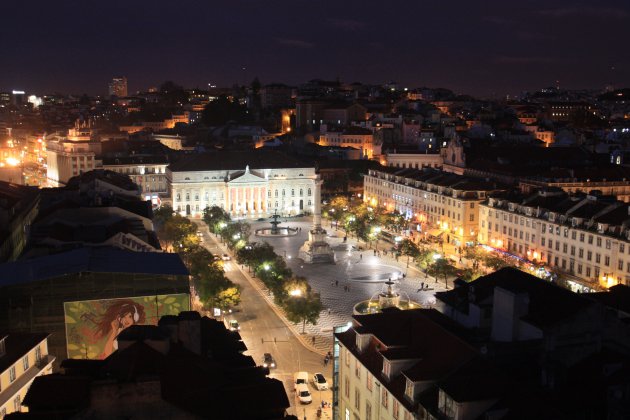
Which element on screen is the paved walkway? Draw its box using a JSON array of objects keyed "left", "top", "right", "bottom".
[{"left": 201, "top": 218, "right": 449, "bottom": 354}]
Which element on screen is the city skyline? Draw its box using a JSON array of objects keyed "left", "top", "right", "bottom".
[{"left": 1, "top": 0, "right": 628, "bottom": 96}]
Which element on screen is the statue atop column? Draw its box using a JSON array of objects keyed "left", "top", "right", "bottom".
[{"left": 298, "top": 177, "right": 334, "bottom": 263}]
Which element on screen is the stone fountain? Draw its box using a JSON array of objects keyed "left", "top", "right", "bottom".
[
  {"left": 255, "top": 211, "right": 298, "bottom": 237},
  {"left": 353, "top": 278, "right": 420, "bottom": 315}
]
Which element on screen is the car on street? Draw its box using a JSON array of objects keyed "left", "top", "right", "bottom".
[
  {"left": 294, "top": 371, "right": 308, "bottom": 391},
  {"left": 221, "top": 253, "right": 231, "bottom": 261},
  {"left": 228, "top": 319, "right": 240, "bottom": 331},
  {"left": 312, "top": 373, "right": 328, "bottom": 390},
  {"left": 263, "top": 353, "right": 276, "bottom": 369},
  {"left": 295, "top": 384, "right": 312, "bottom": 404}
]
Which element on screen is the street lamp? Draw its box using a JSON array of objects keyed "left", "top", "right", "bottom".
[{"left": 289, "top": 289, "right": 302, "bottom": 297}]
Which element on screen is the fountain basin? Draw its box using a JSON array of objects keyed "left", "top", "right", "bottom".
[{"left": 255, "top": 227, "right": 299, "bottom": 237}]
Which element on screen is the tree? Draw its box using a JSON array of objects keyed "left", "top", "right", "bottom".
[
  {"left": 323, "top": 196, "right": 349, "bottom": 227},
  {"left": 160, "top": 214, "right": 197, "bottom": 251},
  {"left": 212, "top": 287, "right": 241, "bottom": 313},
  {"left": 382, "top": 211, "right": 406, "bottom": 233},
  {"left": 153, "top": 205, "right": 174, "bottom": 230},
  {"left": 221, "top": 221, "right": 251, "bottom": 249},
  {"left": 283, "top": 291, "right": 323, "bottom": 334},
  {"left": 463, "top": 246, "right": 484, "bottom": 270},
  {"left": 203, "top": 206, "right": 231, "bottom": 234},
  {"left": 195, "top": 261, "right": 234, "bottom": 308},
  {"left": 427, "top": 258, "right": 458, "bottom": 288},
  {"left": 415, "top": 248, "right": 436, "bottom": 270},
  {"left": 399, "top": 239, "right": 420, "bottom": 267},
  {"left": 483, "top": 254, "right": 514, "bottom": 271},
  {"left": 460, "top": 268, "right": 483, "bottom": 282}
]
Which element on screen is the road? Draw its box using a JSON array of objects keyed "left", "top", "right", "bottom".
[{"left": 195, "top": 222, "right": 333, "bottom": 419}]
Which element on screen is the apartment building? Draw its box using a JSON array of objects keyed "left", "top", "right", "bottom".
[
  {"left": 101, "top": 155, "right": 169, "bottom": 201},
  {"left": 0, "top": 333, "right": 55, "bottom": 418},
  {"left": 334, "top": 309, "right": 513, "bottom": 420},
  {"left": 364, "top": 168, "right": 504, "bottom": 246},
  {"left": 319, "top": 126, "right": 380, "bottom": 159},
  {"left": 384, "top": 152, "right": 443, "bottom": 170},
  {"left": 479, "top": 189, "right": 630, "bottom": 289}
]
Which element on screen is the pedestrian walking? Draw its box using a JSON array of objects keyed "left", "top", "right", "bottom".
[
  {"left": 312, "top": 336, "right": 316, "bottom": 345},
  {"left": 328, "top": 308, "right": 331, "bottom": 315},
  {"left": 335, "top": 280, "right": 339, "bottom": 286},
  {"left": 360, "top": 253, "right": 363, "bottom": 260},
  {"left": 324, "top": 356, "right": 329, "bottom": 366},
  {"left": 331, "top": 281, "right": 334, "bottom": 286},
  {"left": 373, "top": 250, "right": 377, "bottom": 256},
  {"left": 421, "top": 281, "right": 425, "bottom": 290}
]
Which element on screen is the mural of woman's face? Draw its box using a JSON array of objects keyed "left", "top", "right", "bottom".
[{"left": 120, "top": 312, "right": 135, "bottom": 328}]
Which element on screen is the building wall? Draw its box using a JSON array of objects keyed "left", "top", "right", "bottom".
[
  {"left": 519, "top": 180, "right": 630, "bottom": 203},
  {"left": 0, "top": 338, "right": 54, "bottom": 417},
  {"left": 364, "top": 170, "right": 490, "bottom": 245},
  {"left": 46, "top": 140, "right": 97, "bottom": 186},
  {"left": 385, "top": 153, "right": 443, "bottom": 170},
  {"left": 319, "top": 132, "right": 378, "bottom": 159},
  {"left": 169, "top": 167, "right": 317, "bottom": 218},
  {"left": 102, "top": 163, "right": 168, "bottom": 196},
  {"left": 479, "top": 198, "right": 630, "bottom": 288},
  {"left": 0, "top": 271, "right": 189, "bottom": 367},
  {"left": 338, "top": 342, "right": 415, "bottom": 420}
]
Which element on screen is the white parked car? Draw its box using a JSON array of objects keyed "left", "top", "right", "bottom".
[
  {"left": 221, "top": 253, "right": 231, "bottom": 261},
  {"left": 312, "top": 373, "right": 328, "bottom": 390},
  {"left": 296, "top": 383, "right": 312, "bottom": 404},
  {"left": 228, "top": 320, "right": 240, "bottom": 331},
  {"left": 294, "top": 371, "right": 308, "bottom": 391}
]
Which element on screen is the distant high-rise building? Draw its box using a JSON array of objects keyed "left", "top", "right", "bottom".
[{"left": 108, "top": 76, "right": 128, "bottom": 97}]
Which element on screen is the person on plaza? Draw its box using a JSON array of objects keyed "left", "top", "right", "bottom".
[
  {"left": 335, "top": 279, "right": 339, "bottom": 286},
  {"left": 312, "top": 336, "right": 316, "bottom": 345},
  {"left": 360, "top": 253, "right": 363, "bottom": 260},
  {"left": 373, "top": 249, "right": 377, "bottom": 256}
]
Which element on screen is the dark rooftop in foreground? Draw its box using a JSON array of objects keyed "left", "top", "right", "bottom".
[{"left": 0, "top": 247, "right": 189, "bottom": 287}]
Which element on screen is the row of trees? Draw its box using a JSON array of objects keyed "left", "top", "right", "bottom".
[
  {"left": 323, "top": 196, "right": 406, "bottom": 244},
  {"left": 154, "top": 206, "right": 241, "bottom": 313},
  {"left": 203, "top": 206, "right": 323, "bottom": 333}
]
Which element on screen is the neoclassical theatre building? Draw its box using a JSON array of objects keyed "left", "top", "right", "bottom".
[{"left": 167, "top": 151, "right": 318, "bottom": 218}]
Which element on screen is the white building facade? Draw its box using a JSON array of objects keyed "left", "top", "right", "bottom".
[
  {"left": 167, "top": 151, "right": 318, "bottom": 218},
  {"left": 479, "top": 189, "right": 630, "bottom": 289}
]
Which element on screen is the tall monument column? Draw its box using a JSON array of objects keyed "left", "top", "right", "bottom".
[
  {"left": 313, "top": 178, "right": 323, "bottom": 231},
  {"left": 299, "top": 176, "right": 334, "bottom": 263}
]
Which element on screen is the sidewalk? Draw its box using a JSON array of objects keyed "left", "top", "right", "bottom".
[
  {"left": 195, "top": 220, "right": 330, "bottom": 355},
  {"left": 195, "top": 219, "right": 450, "bottom": 355}
]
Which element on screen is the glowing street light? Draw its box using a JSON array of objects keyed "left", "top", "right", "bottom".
[
  {"left": 263, "top": 264, "right": 270, "bottom": 271},
  {"left": 289, "top": 289, "right": 302, "bottom": 297}
]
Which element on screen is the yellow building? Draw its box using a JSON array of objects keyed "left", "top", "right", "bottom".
[
  {"left": 479, "top": 189, "right": 630, "bottom": 290},
  {"left": 364, "top": 168, "right": 503, "bottom": 246},
  {"left": 0, "top": 333, "right": 55, "bottom": 418},
  {"left": 319, "top": 127, "right": 380, "bottom": 159}
]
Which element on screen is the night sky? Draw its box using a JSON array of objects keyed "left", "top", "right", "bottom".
[{"left": 1, "top": 0, "right": 628, "bottom": 97}]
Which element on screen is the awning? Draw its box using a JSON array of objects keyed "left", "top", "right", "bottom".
[{"left": 427, "top": 229, "right": 444, "bottom": 237}]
